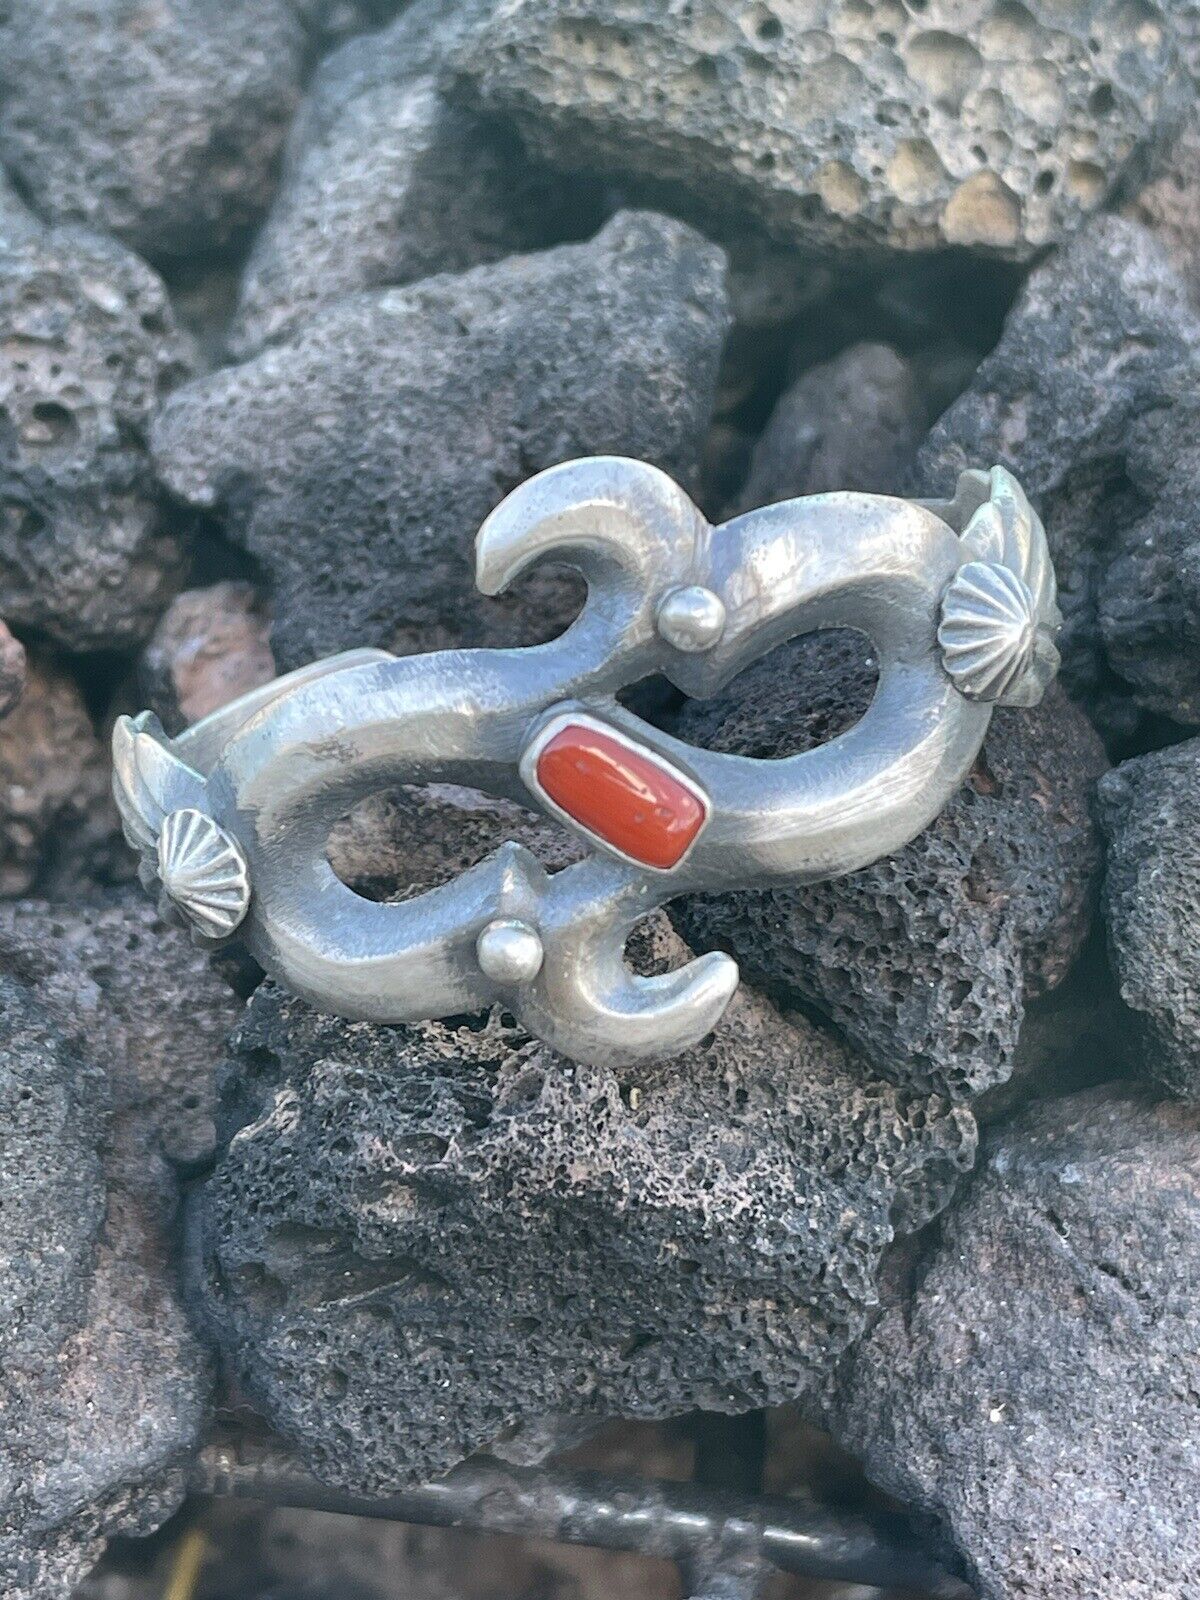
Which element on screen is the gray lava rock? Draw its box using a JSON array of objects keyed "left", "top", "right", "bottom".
[
  {"left": 0, "top": 621, "right": 26, "bottom": 720},
  {"left": 141, "top": 581, "right": 275, "bottom": 735},
  {"left": 0, "top": 891, "right": 230, "bottom": 1596},
  {"left": 674, "top": 630, "right": 1106, "bottom": 1101},
  {"left": 1123, "top": 114, "right": 1200, "bottom": 303},
  {"left": 0, "top": 892, "right": 245, "bottom": 1166},
  {"left": 0, "top": 172, "right": 42, "bottom": 250},
  {"left": 915, "top": 215, "right": 1200, "bottom": 733},
  {"left": 716, "top": 229, "right": 832, "bottom": 345},
  {"left": 154, "top": 211, "right": 729, "bottom": 671},
  {"left": 0, "top": 201, "right": 195, "bottom": 650},
  {"left": 0, "top": 0, "right": 306, "bottom": 260},
  {"left": 229, "top": 0, "right": 594, "bottom": 358},
  {"left": 826, "top": 1089, "right": 1200, "bottom": 1600},
  {"left": 294, "top": 0, "right": 409, "bottom": 47},
  {"left": 976, "top": 927, "right": 1139, "bottom": 1125},
  {"left": 189, "top": 924, "right": 975, "bottom": 1493},
  {"left": 166, "top": 260, "right": 244, "bottom": 373},
  {"left": 601, "top": 184, "right": 836, "bottom": 420},
  {"left": 328, "top": 782, "right": 582, "bottom": 905},
  {"left": 0, "top": 651, "right": 120, "bottom": 898},
  {"left": 734, "top": 342, "right": 927, "bottom": 512},
  {"left": 1096, "top": 737, "right": 1200, "bottom": 1099},
  {"left": 452, "top": 0, "right": 1185, "bottom": 259}
]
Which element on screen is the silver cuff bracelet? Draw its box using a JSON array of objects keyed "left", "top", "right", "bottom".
[{"left": 114, "top": 456, "right": 1060, "bottom": 1069}]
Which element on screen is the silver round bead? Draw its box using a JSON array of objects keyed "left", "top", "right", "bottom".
[
  {"left": 656, "top": 585, "right": 726, "bottom": 652},
  {"left": 476, "top": 918, "right": 544, "bottom": 984}
]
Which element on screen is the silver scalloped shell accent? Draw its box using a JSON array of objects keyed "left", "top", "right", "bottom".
[
  {"left": 156, "top": 807, "right": 250, "bottom": 939},
  {"left": 938, "top": 560, "right": 1040, "bottom": 703},
  {"left": 959, "top": 468, "right": 1056, "bottom": 622},
  {"left": 112, "top": 710, "right": 206, "bottom": 862}
]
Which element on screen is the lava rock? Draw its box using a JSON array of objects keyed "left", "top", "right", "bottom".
[
  {"left": 229, "top": 0, "right": 595, "bottom": 358},
  {"left": 0, "top": 621, "right": 26, "bottom": 720},
  {"left": 673, "top": 630, "right": 1106, "bottom": 1102},
  {"left": 166, "top": 260, "right": 245, "bottom": 373},
  {"left": 0, "top": 892, "right": 245, "bottom": 1167},
  {"left": 328, "top": 783, "right": 583, "bottom": 905},
  {"left": 452, "top": 0, "right": 1185, "bottom": 259},
  {"left": 915, "top": 215, "right": 1200, "bottom": 733},
  {"left": 734, "top": 342, "right": 927, "bottom": 511},
  {"left": 294, "top": 0, "right": 409, "bottom": 48},
  {"left": 975, "top": 926, "right": 1139, "bottom": 1125},
  {"left": 868, "top": 252, "right": 1026, "bottom": 353},
  {"left": 189, "top": 923, "right": 975, "bottom": 1493},
  {"left": 1123, "top": 114, "right": 1200, "bottom": 303},
  {"left": 154, "top": 211, "right": 729, "bottom": 671},
  {"left": 0, "top": 899, "right": 219, "bottom": 1598},
  {"left": 603, "top": 185, "right": 835, "bottom": 420},
  {"left": 0, "top": 199, "right": 195, "bottom": 651},
  {"left": 140, "top": 582, "right": 275, "bottom": 735},
  {"left": 716, "top": 229, "right": 832, "bottom": 346},
  {"left": 708, "top": 233, "right": 834, "bottom": 427},
  {"left": 0, "top": 651, "right": 121, "bottom": 898},
  {"left": 0, "top": 0, "right": 306, "bottom": 261},
  {"left": 826, "top": 1089, "right": 1200, "bottom": 1600},
  {"left": 0, "top": 171, "right": 42, "bottom": 249},
  {"left": 1096, "top": 737, "right": 1200, "bottom": 1099}
]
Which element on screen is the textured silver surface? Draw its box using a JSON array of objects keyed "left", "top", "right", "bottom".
[
  {"left": 156, "top": 806, "right": 251, "bottom": 939},
  {"left": 114, "top": 456, "right": 1059, "bottom": 1067}
]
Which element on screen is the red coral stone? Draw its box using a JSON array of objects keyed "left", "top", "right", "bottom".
[{"left": 535, "top": 723, "right": 707, "bottom": 869}]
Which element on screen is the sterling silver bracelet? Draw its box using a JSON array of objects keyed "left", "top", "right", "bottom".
[{"left": 114, "top": 456, "right": 1060, "bottom": 1069}]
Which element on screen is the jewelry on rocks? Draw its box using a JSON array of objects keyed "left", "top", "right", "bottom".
[{"left": 114, "top": 456, "right": 1060, "bottom": 1068}]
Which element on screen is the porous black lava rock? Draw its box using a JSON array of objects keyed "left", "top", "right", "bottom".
[
  {"left": 0, "top": 891, "right": 230, "bottom": 1597},
  {"left": 0, "top": 892, "right": 245, "bottom": 1166},
  {"left": 733, "top": 342, "right": 927, "bottom": 511},
  {"left": 826, "top": 1089, "right": 1200, "bottom": 1600},
  {"left": 0, "top": 171, "right": 41, "bottom": 249},
  {"left": 915, "top": 215, "right": 1200, "bottom": 734},
  {"left": 452, "top": 0, "right": 1185, "bottom": 258},
  {"left": 0, "top": 619, "right": 26, "bottom": 720},
  {"left": 140, "top": 581, "right": 275, "bottom": 735},
  {"left": 0, "top": 189, "right": 195, "bottom": 651},
  {"left": 295, "top": 0, "right": 408, "bottom": 47},
  {"left": 674, "top": 630, "right": 1107, "bottom": 1102},
  {"left": 976, "top": 926, "right": 1139, "bottom": 1126},
  {"left": 327, "top": 782, "right": 582, "bottom": 905},
  {"left": 0, "top": 652, "right": 120, "bottom": 898},
  {"left": 0, "top": 0, "right": 306, "bottom": 260},
  {"left": 189, "top": 925, "right": 975, "bottom": 1493},
  {"left": 154, "top": 211, "right": 729, "bottom": 671},
  {"left": 1096, "top": 737, "right": 1200, "bottom": 1099},
  {"left": 707, "top": 225, "right": 832, "bottom": 355},
  {"left": 229, "top": 0, "right": 594, "bottom": 358},
  {"left": 1123, "top": 114, "right": 1200, "bottom": 304}
]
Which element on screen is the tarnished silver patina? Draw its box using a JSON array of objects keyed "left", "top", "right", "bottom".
[{"left": 114, "top": 456, "right": 1059, "bottom": 1068}]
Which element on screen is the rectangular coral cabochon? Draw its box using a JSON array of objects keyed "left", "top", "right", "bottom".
[{"left": 533, "top": 721, "right": 708, "bottom": 870}]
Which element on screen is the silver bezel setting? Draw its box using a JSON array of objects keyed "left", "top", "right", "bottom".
[{"left": 518, "top": 709, "right": 711, "bottom": 874}]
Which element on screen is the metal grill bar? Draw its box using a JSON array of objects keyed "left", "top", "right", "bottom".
[{"left": 190, "top": 1439, "right": 966, "bottom": 1599}]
